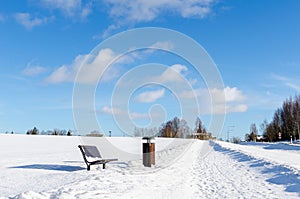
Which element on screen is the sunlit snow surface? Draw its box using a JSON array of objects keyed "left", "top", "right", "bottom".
[{"left": 0, "top": 134, "right": 299, "bottom": 198}]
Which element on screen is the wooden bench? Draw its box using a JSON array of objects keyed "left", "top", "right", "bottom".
[{"left": 78, "top": 145, "right": 118, "bottom": 170}]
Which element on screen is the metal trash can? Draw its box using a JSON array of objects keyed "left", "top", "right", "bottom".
[{"left": 142, "top": 137, "right": 155, "bottom": 167}]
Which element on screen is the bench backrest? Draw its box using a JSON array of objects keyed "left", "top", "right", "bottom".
[{"left": 78, "top": 145, "right": 102, "bottom": 162}]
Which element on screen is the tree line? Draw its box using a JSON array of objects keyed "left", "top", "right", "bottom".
[
  {"left": 26, "top": 127, "right": 72, "bottom": 136},
  {"left": 134, "top": 116, "right": 214, "bottom": 140},
  {"left": 247, "top": 95, "right": 300, "bottom": 142},
  {"left": 25, "top": 117, "right": 212, "bottom": 139},
  {"left": 25, "top": 127, "right": 107, "bottom": 137}
]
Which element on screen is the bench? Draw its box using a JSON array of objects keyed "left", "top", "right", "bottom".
[{"left": 78, "top": 145, "right": 118, "bottom": 170}]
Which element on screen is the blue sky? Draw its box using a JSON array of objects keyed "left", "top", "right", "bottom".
[{"left": 0, "top": 0, "right": 300, "bottom": 140}]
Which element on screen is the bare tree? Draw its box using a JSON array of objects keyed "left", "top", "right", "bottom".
[
  {"left": 249, "top": 123, "right": 257, "bottom": 142},
  {"left": 159, "top": 117, "right": 192, "bottom": 138}
]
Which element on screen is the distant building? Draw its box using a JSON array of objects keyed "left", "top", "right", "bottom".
[
  {"left": 256, "top": 135, "right": 265, "bottom": 142},
  {"left": 192, "top": 132, "right": 215, "bottom": 140}
]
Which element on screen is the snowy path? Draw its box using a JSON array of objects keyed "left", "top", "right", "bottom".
[
  {"left": 191, "top": 142, "right": 300, "bottom": 198},
  {"left": 0, "top": 135, "right": 300, "bottom": 198}
]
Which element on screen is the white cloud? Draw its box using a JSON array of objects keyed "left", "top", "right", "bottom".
[
  {"left": 285, "top": 83, "right": 300, "bottom": 92},
  {"left": 179, "top": 86, "right": 248, "bottom": 114},
  {"left": 100, "top": 106, "right": 149, "bottom": 119},
  {"left": 45, "top": 48, "right": 120, "bottom": 84},
  {"left": 223, "top": 87, "right": 246, "bottom": 102},
  {"left": 101, "top": 0, "right": 217, "bottom": 37},
  {"left": 46, "top": 65, "right": 73, "bottom": 83},
  {"left": 158, "top": 64, "right": 188, "bottom": 83},
  {"left": 179, "top": 88, "right": 201, "bottom": 99},
  {"left": 0, "top": 14, "right": 5, "bottom": 22},
  {"left": 80, "top": 4, "right": 92, "bottom": 19},
  {"left": 15, "top": 13, "right": 53, "bottom": 29},
  {"left": 99, "top": 24, "right": 120, "bottom": 39},
  {"left": 46, "top": 43, "right": 178, "bottom": 84},
  {"left": 271, "top": 73, "right": 288, "bottom": 81},
  {"left": 101, "top": 106, "right": 123, "bottom": 115},
  {"left": 150, "top": 41, "right": 174, "bottom": 51},
  {"left": 143, "top": 41, "right": 175, "bottom": 54},
  {"left": 226, "top": 104, "right": 248, "bottom": 113},
  {"left": 22, "top": 66, "right": 48, "bottom": 77},
  {"left": 104, "top": 0, "right": 215, "bottom": 23},
  {"left": 130, "top": 112, "right": 150, "bottom": 119},
  {"left": 211, "top": 87, "right": 248, "bottom": 113},
  {"left": 45, "top": 55, "right": 83, "bottom": 83},
  {"left": 135, "top": 89, "right": 165, "bottom": 103},
  {"left": 199, "top": 87, "right": 246, "bottom": 104},
  {"left": 271, "top": 73, "right": 300, "bottom": 92},
  {"left": 40, "top": 0, "right": 79, "bottom": 15},
  {"left": 40, "top": 0, "right": 92, "bottom": 19}
]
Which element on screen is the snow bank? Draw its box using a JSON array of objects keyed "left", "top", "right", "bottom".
[{"left": 215, "top": 141, "right": 300, "bottom": 171}]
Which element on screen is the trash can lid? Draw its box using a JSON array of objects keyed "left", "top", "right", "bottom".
[
  {"left": 142, "top": 136, "right": 155, "bottom": 140},
  {"left": 142, "top": 137, "right": 155, "bottom": 143}
]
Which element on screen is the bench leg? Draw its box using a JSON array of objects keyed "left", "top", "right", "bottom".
[{"left": 103, "top": 163, "right": 106, "bottom": 169}]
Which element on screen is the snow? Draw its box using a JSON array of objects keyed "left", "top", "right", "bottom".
[
  {"left": 0, "top": 134, "right": 299, "bottom": 198},
  {"left": 217, "top": 141, "right": 300, "bottom": 171}
]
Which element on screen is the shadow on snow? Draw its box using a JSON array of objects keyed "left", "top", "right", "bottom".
[
  {"left": 9, "top": 164, "right": 85, "bottom": 172},
  {"left": 210, "top": 141, "right": 300, "bottom": 197},
  {"left": 239, "top": 142, "right": 300, "bottom": 151}
]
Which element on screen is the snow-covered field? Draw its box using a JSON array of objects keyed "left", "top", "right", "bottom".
[{"left": 0, "top": 134, "right": 299, "bottom": 199}]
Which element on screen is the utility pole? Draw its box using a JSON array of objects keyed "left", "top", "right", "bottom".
[
  {"left": 298, "top": 122, "right": 300, "bottom": 141},
  {"left": 227, "top": 131, "right": 230, "bottom": 142},
  {"left": 227, "top": 125, "right": 235, "bottom": 142},
  {"left": 295, "top": 110, "right": 300, "bottom": 141}
]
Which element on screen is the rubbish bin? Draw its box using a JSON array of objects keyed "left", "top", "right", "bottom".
[{"left": 142, "top": 137, "right": 155, "bottom": 167}]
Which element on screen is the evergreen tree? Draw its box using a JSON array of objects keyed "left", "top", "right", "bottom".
[
  {"left": 67, "top": 130, "right": 72, "bottom": 136},
  {"left": 258, "top": 94, "right": 300, "bottom": 141},
  {"left": 27, "top": 127, "right": 39, "bottom": 135}
]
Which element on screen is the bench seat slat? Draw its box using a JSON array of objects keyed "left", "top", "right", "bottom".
[{"left": 78, "top": 145, "right": 118, "bottom": 170}]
